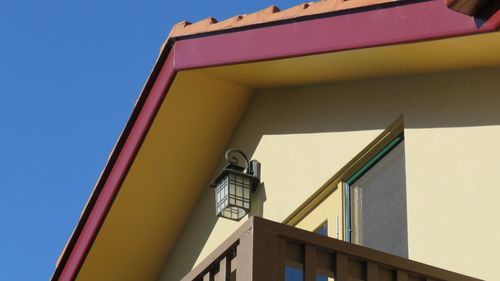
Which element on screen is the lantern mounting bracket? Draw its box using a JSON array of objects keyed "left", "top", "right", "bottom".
[{"left": 217, "top": 148, "right": 260, "bottom": 183}]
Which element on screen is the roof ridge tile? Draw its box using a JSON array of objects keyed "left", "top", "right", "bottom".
[{"left": 167, "top": 0, "right": 395, "bottom": 39}]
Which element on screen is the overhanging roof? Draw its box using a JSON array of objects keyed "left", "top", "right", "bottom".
[
  {"left": 445, "top": 0, "right": 499, "bottom": 18},
  {"left": 52, "top": 1, "right": 500, "bottom": 280}
]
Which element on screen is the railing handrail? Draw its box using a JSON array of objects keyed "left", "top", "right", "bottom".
[
  {"left": 181, "top": 216, "right": 481, "bottom": 281},
  {"left": 252, "top": 216, "right": 481, "bottom": 281}
]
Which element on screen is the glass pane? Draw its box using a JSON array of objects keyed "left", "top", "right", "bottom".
[
  {"left": 285, "top": 265, "right": 303, "bottom": 281},
  {"left": 316, "top": 273, "right": 327, "bottom": 281},
  {"left": 236, "top": 199, "right": 243, "bottom": 207},
  {"left": 350, "top": 141, "right": 408, "bottom": 257},
  {"left": 315, "top": 222, "right": 328, "bottom": 236},
  {"left": 317, "top": 273, "right": 335, "bottom": 281}
]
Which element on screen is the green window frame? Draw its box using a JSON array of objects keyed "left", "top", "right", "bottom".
[{"left": 344, "top": 134, "right": 405, "bottom": 243}]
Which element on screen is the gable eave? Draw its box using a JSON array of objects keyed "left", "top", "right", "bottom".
[{"left": 52, "top": 1, "right": 499, "bottom": 280}]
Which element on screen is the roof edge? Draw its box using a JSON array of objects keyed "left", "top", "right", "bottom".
[
  {"left": 50, "top": 39, "right": 176, "bottom": 281},
  {"left": 445, "top": 0, "right": 499, "bottom": 17}
]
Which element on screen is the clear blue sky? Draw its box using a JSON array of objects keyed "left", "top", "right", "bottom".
[{"left": 0, "top": 1, "right": 307, "bottom": 280}]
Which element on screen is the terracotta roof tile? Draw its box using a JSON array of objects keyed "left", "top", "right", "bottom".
[
  {"left": 168, "top": 0, "right": 397, "bottom": 38},
  {"left": 238, "top": 5, "right": 280, "bottom": 26},
  {"left": 215, "top": 15, "right": 244, "bottom": 30}
]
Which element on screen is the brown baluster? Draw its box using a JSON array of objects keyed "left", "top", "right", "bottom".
[
  {"left": 366, "top": 261, "right": 378, "bottom": 281},
  {"left": 204, "top": 271, "right": 213, "bottom": 281},
  {"left": 304, "top": 244, "right": 317, "bottom": 281},
  {"left": 397, "top": 270, "right": 408, "bottom": 281},
  {"left": 335, "top": 253, "right": 348, "bottom": 281}
]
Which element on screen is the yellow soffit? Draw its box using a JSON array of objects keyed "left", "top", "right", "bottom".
[
  {"left": 75, "top": 31, "right": 499, "bottom": 281},
  {"left": 195, "top": 31, "right": 500, "bottom": 88},
  {"left": 75, "top": 71, "right": 251, "bottom": 281}
]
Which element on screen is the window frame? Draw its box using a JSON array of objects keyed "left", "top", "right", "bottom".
[
  {"left": 343, "top": 134, "right": 405, "bottom": 242},
  {"left": 283, "top": 116, "right": 405, "bottom": 245}
]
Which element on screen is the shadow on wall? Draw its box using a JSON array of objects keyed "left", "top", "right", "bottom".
[
  {"left": 158, "top": 181, "right": 267, "bottom": 281},
  {"left": 157, "top": 67, "right": 500, "bottom": 280},
  {"left": 249, "top": 182, "right": 267, "bottom": 218},
  {"left": 232, "top": 67, "right": 500, "bottom": 156},
  {"left": 158, "top": 186, "right": 219, "bottom": 281}
]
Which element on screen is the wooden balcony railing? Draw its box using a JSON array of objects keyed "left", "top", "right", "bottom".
[{"left": 181, "top": 217, "right": 480, "bottom": 281}]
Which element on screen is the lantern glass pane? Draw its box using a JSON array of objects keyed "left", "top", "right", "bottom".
[
  {"left": 215, "top": 171, "right": 254, "bottom": 220},
  {"left": 215, "top": 175, "right": 230, "bottom": 216},
  {"left": 221, "top": 206, "right": 247, "bottom": 220}
]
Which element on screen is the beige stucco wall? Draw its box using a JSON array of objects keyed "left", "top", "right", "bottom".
[{"left": 158, "top": 67, "right": 500, "bottom": 281}]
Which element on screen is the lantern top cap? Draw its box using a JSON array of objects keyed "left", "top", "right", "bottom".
[{"left": 208, "top": 163, "right": 259, "bottom": 188}]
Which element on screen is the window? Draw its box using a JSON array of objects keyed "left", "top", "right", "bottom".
[
  {"left": 285, "top": 265, "right": 303, "bottom": 281},
  {"left": 344, "top": 134, "right": 408, "bottom": 257},
  {"left": 284, "top": 117, "right": 407, "bottom": 258},
  {"left": 314, "top": 222, "right": 328, "bottom": 236}
]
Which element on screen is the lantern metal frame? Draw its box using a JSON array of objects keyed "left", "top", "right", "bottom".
[{"left": 209, "top": 149, "right": 261, "bottom": 221}]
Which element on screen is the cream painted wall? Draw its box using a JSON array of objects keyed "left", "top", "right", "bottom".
[
  {"left": 158, "top": 67, "right": 500, "bottom": 281},
  {"left": 294, "top": 183, "right": 343, "bottom": 239}
]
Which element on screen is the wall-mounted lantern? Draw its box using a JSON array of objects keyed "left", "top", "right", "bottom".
[{"left": 209, "top": 149, "right": 261, "bottom": 221}]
